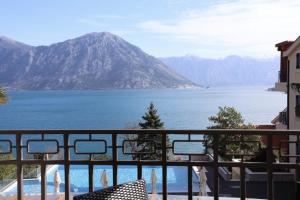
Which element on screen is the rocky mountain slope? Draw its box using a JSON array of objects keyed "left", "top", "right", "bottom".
[
  {"left": 161, "top": 55, "right": 279, "bottom": 86},
  {"left": 0, "top": 32, "right": 197, "bottom": 90}
]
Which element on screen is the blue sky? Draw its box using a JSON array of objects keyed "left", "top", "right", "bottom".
[{"left": 1, "top": 0, "right": 300, "bottom": 58}]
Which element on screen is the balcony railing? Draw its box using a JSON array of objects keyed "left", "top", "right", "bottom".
[{"left": 0, "top": 130, "right": 299, "bottom": 200}]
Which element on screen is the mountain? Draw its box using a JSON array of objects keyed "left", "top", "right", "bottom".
[
  {"left": 0, "top": 33, "right": 197, "bottom": 90},
  {"left": 161, "top": 55, "right": 279, "bottom": 86}
]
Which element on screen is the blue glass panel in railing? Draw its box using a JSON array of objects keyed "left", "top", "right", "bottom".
[
  {"left": 75, "top": 140, "right": 106, "bottom": 154},
  {"left": 0, "top": 140, "right": 11, "bottom": 154},
  {"left": 27, "top": 140, "right": 58, "bottom": 154},
  {"left": 173, "top": 141, "right": 206, "bottom": 155}
]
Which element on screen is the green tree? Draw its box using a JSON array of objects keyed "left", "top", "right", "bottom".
[
  {"left": 205, "top": 106, "right": 260, "bottom": 160},
  {"left": 0, "top": 154, "right": 16, "bottom": 180},
  {"left": 0, "top": 87, "right": 7, "bottom": 104},
  {"left": 132, "top": 102, "right": 167, "bottom": 160},
  {"left": 0, "top": 89, "right": 13, "bottom": 181},
  {"left": 139, "top": 102, "right": 164, "bottom": 129},
  {"left": 207, "top": 106, "right": 250, "bottom": 129}
]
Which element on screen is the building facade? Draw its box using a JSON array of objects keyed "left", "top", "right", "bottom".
[
  {"left": 273, "top": 36, "right": 300, "bottom": 164},
  {"left": 283, "top": 37, "right": 300, "bottom": 130}
]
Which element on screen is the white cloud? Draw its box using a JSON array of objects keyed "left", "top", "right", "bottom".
[{"left": 138, "top": 0, "right": 300, "bottom": 58}]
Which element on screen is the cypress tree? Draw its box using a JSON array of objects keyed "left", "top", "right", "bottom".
[
  {"left": 139, "top": 102, "right": 164, "bottom": 129},
  {"left": 136, "top": 102, "right": 167, "bottom": 160}
]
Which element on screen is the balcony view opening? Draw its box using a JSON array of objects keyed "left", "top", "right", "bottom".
[{"left": 0, "top": 0, "right": 300, "bottom": 199}]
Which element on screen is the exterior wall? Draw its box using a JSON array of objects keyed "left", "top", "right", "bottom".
[
  {"left": 274, "top": 82, "right": 287, "bottom": 92},
  {"left": 287, "top": 42, "right": 300, "bottom": 164},
  {"left": 273, "top": 41, "right": 293, "bottom": 92},
  {"left": 280, "top": 57, "right": 288, "bottom": 82},
  {"left": 288, "top": 42, "right": 300, "bottom": 130},
  {"left": 275, "top": 123, "right": 287, "bottom": 130}
]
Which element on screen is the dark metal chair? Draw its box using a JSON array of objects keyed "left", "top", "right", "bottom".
[{"left": 73, "top": 179, "right": 148, "bottom": 200}]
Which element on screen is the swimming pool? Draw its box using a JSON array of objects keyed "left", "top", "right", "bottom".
[{"left": 3, "top": 165, "right": 206, "bottom": 195}]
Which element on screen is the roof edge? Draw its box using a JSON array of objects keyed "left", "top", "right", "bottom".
[{"left": 283, "top": 35, "right": 300, "bottom": 57}]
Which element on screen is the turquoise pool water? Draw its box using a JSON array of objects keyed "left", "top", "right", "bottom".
[{"left": 4, "top": 165, "right": 201, "bottom": 194}]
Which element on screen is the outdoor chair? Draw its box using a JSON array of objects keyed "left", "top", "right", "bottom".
[{"left": 73, "top": 179, "right": 148, "bottom": 200}]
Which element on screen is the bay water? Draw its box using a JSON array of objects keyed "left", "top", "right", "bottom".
[{"left": 0, "top": 86, "right": 286, "bottom": 129}]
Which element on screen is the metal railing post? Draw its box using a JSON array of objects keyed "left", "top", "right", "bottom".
[
  {"left": 213, "top": 133, "right": 219, "bottom": 200},
  {"left": 162, "top": 131, "right": 167, "bottom": 200},
  {"left": 64, "top": 133, "right": 70, "bottom": 200},
  {"left": 16, "top": 133, "right": 23, "bottom": 200},
  {"left": 137, "top": 132, "right": 142, "bottom": 180},
  {"left": 267, "top": 134, "right": 274, "bottom": 200},
  {"left": 89, "top": 164, "right": 94, "bottom": 193},
  {"left": 41, "top": 157, "right": 46, "bottom": 199},
  {"left": 88, "top": 133, "right": 94, "bottom": 193},
  {"left": 188, "top": 133, "right": 193, "bottom": 200},
  {"left": 112, "top": 132, "right": 118, "bottom": 186},
  {"left": 240, "top": 165, "right": 246, "bottom": 200}
]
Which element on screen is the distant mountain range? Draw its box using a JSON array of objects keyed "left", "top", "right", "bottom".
[
  {"left": 0, "top": 32, "right": 280, "bottom": 89},
  {"left": 161, "top": 55, "right": 279, "bottom": 86},
  {"left": 0, "top": 32, "right": 197, "bottom": 90}
]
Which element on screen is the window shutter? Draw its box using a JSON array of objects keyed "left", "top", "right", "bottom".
[
  {"left": 297, "top": 95, "right": 300, "bottom": 106},
  {"left": 297, "top": 53, "right": 300, "bottom": 69}
]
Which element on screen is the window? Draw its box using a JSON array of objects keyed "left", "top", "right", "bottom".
[
  {"left": 296, "top": 95, "right": 300, "bottom": 117},
  {"left": 296, "top": 95, "right": 300, "bottom": 106},
  {"left": 297, "top": 53, "right": 300, "bottom": 69}
]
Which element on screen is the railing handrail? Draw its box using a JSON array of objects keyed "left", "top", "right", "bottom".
[{"left": 0, "top": 129, "right": 299, "bottom": 135}]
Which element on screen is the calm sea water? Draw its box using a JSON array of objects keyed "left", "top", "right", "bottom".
[{"left": 0, "top": 86, "right": 286, "bottom": 129}]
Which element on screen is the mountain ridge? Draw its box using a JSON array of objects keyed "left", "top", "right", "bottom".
[{"left": 0, "top": 32, "right": 197, "bottom": 90}]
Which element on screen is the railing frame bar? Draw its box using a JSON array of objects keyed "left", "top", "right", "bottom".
[
  {"left": 188, "top": 133, "right": 193, "bottom": 200},
  {"left": 89, "top": 164, "right": 94, "bottom": 193},
  {"left": 188, "top": 165, "right": 193, "bottom": 200},
  {"left": 267, "top": 134, "right": 274, "bottom": 200},
  {"left": 137, "top": 154, "right": 142, "bottom": 180},
  {"left": 240, "top": 164, "right": 246, "bottom": 200},
  {"left": 213, "top": 133, "right": 219, "bottom": 200},
  {"left": 4, "top": 160, "right": 300, "bottom": 167},
  {"left": 41, "top": 156, "right": 46, "bottom": 200},
  {"left": 112, "top": 132, "right": 118, "bottom": 186},
  {"left": 40, "top": 134, "right": 46, "bottom": 200},
  {"left": 162, "top": 131, "right": 167, "bottom": 200},
  {"left": 2, "top": 129, "right": 300, "bottom": 135},
  {"left": 296, "top": 165, "right": 300, "bottom": 199},
  {"left": 64, "top": 133, "right": 70, "bottom": 200},
  {"left": 16, "top": 133, "right": 23, "bottom": 200}
]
